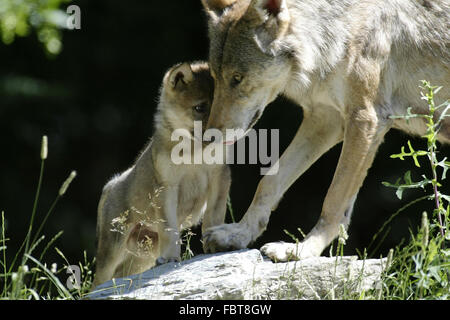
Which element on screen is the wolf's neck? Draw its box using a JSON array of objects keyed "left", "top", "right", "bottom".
[
  {"left": 151, "top": 109, "right": 177, "bottom": 150},
  {"left": 283, "top": 0, "right": 353, "bottom": 96}
]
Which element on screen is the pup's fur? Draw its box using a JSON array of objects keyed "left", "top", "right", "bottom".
[
  {"left": 201, "top": 0, "right": 450, "bottom": 261},
  {"left": 93, "top": 62, "right": 231, "bottom": 287}
]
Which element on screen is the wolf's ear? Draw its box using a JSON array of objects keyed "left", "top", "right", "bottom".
[
  {"left": 201, "top": 0, "right": 237, "bottom": 20},
  {"left": 167, "top": 63, "right": 194, "bottom": 90},
  {"left": 245, "top": 0, "right": 290, "bottom": 53}
]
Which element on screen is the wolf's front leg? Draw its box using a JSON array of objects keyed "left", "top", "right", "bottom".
[
  {"left": 203, "top": 106, "right": 344, "bottom": 253},
  {"left": 156, "top": 227, "right": 181, "bottom": 265},
  {"left": 156, "top": 186, "right": 181, "bottom": 265},
  {"left": 263, "top": 105, "right": 392, "bottom": 261},
  {"left": 201, "top": 167, "right": 231, "bottom": 233}
]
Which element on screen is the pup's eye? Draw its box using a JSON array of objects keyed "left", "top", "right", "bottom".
[
  {"left": 232, "top": 73, "right": 243, "bottom": 85},
  {"left": 193, "top": 103, "right": 207, "bottom": 113}
]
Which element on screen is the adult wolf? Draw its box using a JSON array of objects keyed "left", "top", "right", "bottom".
[{"left": 201, "top": 0, "right": 450, "bottom": 261}]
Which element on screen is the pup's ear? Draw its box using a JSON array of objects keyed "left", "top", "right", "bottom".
[
  {"left": 245, "top": 0, "right": 290, "bottom": 54},
  {"left": 201, "top": 0, "right": 237, "bottom": 20},
  {"left": 167, "top": 63, "right": 194, "bottom": 90}
]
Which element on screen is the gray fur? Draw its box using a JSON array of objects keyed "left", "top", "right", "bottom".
[
  {"left": 93, "top": 62, "right": 231, "bottom": 287},
  {"left": 201, "top": 0, "right": 449, "bottom": 261}
]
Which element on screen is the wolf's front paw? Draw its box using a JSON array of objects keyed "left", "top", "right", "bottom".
[
  {"left": 202, "top": 223, "right": 252, "bottom": 253},
  {"left": 155, "top": 256, "right": 180, "bottom": 266},
  {"left": 260, "top": 241, "right": 317, "bottom": 262}
]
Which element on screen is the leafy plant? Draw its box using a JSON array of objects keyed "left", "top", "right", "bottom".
[
  {"left": 380, "top": 81, "right": 450, "bottom": 299},
  {"left": 180, "top": 229, "right": 195, "bottom": 262}
]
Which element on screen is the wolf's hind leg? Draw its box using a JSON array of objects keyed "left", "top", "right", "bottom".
[{"left": 92, "top": 233, "right": 122, "bottom": 288}]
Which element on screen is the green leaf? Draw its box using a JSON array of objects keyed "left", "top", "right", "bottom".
[
  {"left": 404, "top": 171, "right": 413, "bottom": 184},
  {"left": 436, "top": 104, "right": 450, "bottom": 127},
  {"left": 435, "top": 100, "right": 450, "bottom": 110},
  {"left": 396, "top": 188, "right": 404, "bottom": 200},
  {"left": 389, "top": 107, "right": 428, "bottom": 123},
  {"left": 433, "top": 86, "right": 443, "bottom": 95},
  {"left": 436, "top": 158, "right": 449, "bottom": 180},
  {"left": 407, "top": 140, "right": 426, "bottom": 167},
  {"left": 390, "top": 141, "right": 427, "bottom": 167},
  {"left": 391, "top": 146, "right": 407, "bottom": 160},
  {"left": 426, "top": 240, "right": 438, "bottom": 265}
]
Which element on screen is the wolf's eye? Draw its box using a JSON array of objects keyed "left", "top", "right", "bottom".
[
  {"left": 193, "top": 103, "right": 207, "bottom": 113},
  {"left": 232, "top": 73, "right": 243, "bottom": 86}
]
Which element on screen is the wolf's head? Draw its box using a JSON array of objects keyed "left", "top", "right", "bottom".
[
  {"left": 202, "top": 0, "right": 292, "bottom": 143},
  {"left": 157, "top": 61, "right": 214, "bottom": 138}
]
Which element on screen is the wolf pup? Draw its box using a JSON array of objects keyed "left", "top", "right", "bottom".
[
  {"left": 200, "top": 0, "right": 450, "bottom": 261},
  {"left": 93, "top": 62, "right": 231, "bottom": 287}
]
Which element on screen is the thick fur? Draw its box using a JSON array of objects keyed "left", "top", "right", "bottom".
[
  {"left": 93, "top": 62, "right": 231, "bottom": 287},
  {"left": 201, "top": 0, "right": 450, "bottom": 261}
]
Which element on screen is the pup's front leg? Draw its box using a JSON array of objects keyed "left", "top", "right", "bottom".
[
  {"left": 156, "top": 227, "right": 181, "bottom": 265},
  {"left": 156, "top": 185, "right": 181, "bottom": 265}
]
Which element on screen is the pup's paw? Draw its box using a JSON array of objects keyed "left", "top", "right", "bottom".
[
  {"left": 260, "top": 241, "right": 316, "bottom": 262},
  {"left": 155, "top": 256, "right": 180, "bottom": 266},
  {"left": 202, "top": 223, "right": 252, "bottom": 253}
]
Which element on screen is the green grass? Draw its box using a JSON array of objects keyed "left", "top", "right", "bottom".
[
  {"left": 378, "top": 81, "right": 449, "bottom": 300},
  {"left": 279, "top": 81, "right": 449, "bottom": 300},
  {"left": 0, "top": 136, "right": 94, "bottom": 300}
]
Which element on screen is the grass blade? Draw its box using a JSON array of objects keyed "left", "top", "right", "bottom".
[{"left": 24, "top": 254, "right": 73, "bottom": 300}]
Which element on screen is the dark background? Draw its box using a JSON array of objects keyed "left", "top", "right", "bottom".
[{"left": 1, "top": 0, "right": 448, "bottom": 271}]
